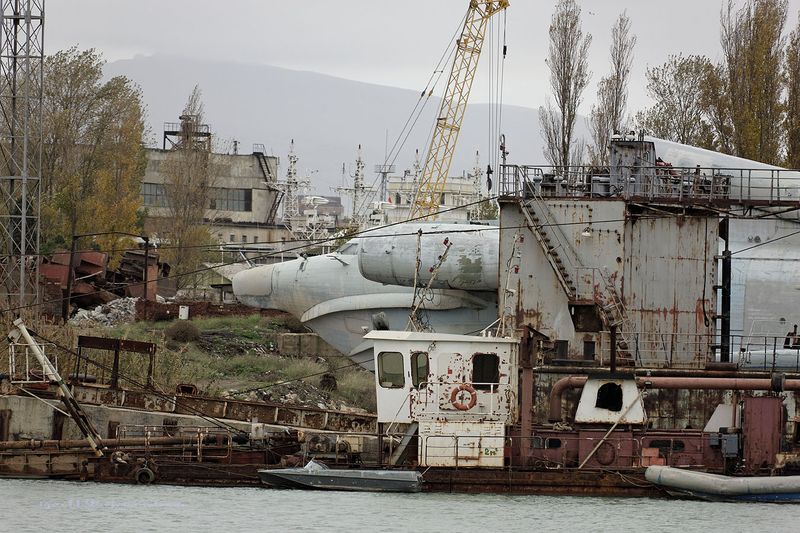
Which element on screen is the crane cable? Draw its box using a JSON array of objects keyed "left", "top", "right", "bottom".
[{"left": 354, "top": 11, "right": 469, "bottom": 221}]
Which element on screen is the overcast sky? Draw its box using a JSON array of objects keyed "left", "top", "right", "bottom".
[{"left": 47, "top": 0, "right": 800, "bottom": 116}]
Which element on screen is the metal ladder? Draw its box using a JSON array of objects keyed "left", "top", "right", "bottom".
[
  {"left": 519, "top": 194, "right": 579, "bottom": 300},
  {"left": 252, "top": 144, "right": 274, "bottom": 181},
  {"left": 518, "top": 193, "right": 637, "bottom": 364},
  {"left": 252, "top": 147, "right": 283, "bottom": 224},
  {"left": 595, "top": 272, "right": 637, "bottom": 363}
]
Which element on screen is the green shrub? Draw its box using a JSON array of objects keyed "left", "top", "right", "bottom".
[
  {"left": 269, "top": 315, "right": 307, "bottom": 333},
  {"left": 165, "top": 321, "right": 201, "bottom": 342}
]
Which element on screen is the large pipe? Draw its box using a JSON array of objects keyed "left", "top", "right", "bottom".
[
  {"left": 0, "top": 435, "right": 212, "bottom": 451},
  {"left": 548, "top": 375, "right": 800, "bottom": 422},
  {"left": 548, "top": 376, "right": 588, "bottom": 422}
]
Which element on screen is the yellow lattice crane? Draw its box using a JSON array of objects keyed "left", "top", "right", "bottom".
[{"left": 409, "top": 0, "right": 508, "bottom": 220}]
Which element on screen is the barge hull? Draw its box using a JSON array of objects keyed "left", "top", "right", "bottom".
[{"left": 421, "top": 468, "right": 662, "bottom": 497}]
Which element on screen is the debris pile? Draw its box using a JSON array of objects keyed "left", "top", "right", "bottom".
[
  {"left": 68, "top": 297, "right": 138, "bottom": 327},
  {"left": 226, "top": 380, "right": 367, "bottom": 414},
  {"left": 197, "top": 331, "right": 273, "bottom": 356},
  {"left": 38, "top": 247, "right": 170, "bottom": 318}
]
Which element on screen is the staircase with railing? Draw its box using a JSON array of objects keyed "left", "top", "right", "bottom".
[
  {"left": 518, "top": 181, "right": 637, "bottom": 363},
  {"left": 252, "top": 144, "right": 283, "bottom": 225},
  {"left": 593, "top": 270, "right": 637, "bottom": 364},
  {"left": 519, "top": 191, "right": 579, "bottom": 299}
]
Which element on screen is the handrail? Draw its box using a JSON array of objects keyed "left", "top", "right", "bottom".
[
  {"left": 411, "top": 432, "right": 710, "bottom": 471},
  {"left": 8, "top": 341, "right": 58, "bottom": 384},
  {"left": 586, "top": 331, "right": 800, "bottom": 371},
  {"left": 499, "top": 163, "right": 800, "bottom": 205}
]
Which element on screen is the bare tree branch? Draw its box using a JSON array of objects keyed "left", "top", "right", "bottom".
[
  {"left": 786, "top": 12, "right": 800, "bottom": 168},
  {"left": 541, "top": 0, "right": 591, "bottom": 175},
  {"left": 589, "top": 12, "right": 636, "bottom": 168}
]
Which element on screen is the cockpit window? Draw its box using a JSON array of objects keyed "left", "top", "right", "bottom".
[{"left": 337, "top": 241, "right": 359, "bottom": 255}]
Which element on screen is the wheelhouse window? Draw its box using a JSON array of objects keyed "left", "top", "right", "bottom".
[
  {"left": 377, "top": 351, "right": 405, "bottom": 389},
  {"left": 410, "top": 351, "right": 429, "bottom": 388},
  {"left": 472, "top": 353, "right": 499, "bottom": 391}
]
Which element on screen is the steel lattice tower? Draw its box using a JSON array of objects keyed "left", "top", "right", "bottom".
[{"left": 0, "top": 0, "right": 44, "bottom": 309}]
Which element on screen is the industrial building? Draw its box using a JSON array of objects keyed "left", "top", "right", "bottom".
[
  {"left": 140, "top": 120, "right": 291, "bottom": 251},
  {"left": 384, "top": 173, "right": 481, "bottom": 223}
]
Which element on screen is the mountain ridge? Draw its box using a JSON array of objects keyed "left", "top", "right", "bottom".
[{"left": 106, "top": 54, "right": 557, "bottom": 195}]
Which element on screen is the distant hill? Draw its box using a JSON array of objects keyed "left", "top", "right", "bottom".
[{"left": 106, "top": 55, "right": 568, "bottom": 195}]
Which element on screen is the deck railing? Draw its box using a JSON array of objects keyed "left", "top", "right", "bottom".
[
  {"left": 584, "top": 331, "right": 800, "bottom": 372},
  {"left": 499, "top": 163, "right": 800, "bottom": 205},
  {"left": 377, "top": 431, "right": 711, "bottom": 471},
  {"left": 7, "top": 342, "right": 58, "bottom": 384},
  {"left": 114, "top": 424, "right": 235, "bottom": 462}
]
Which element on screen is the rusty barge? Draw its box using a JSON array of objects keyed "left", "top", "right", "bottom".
[
  {"left": 4, "top": 136, "right": 800, "bottom": 497},
  {"left": 356, "top": 136, "right": 800, "bottom": 498}
]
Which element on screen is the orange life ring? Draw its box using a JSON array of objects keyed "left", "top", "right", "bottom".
[{"left": 450, "top": 383, "right": 478, "bottom": 411}]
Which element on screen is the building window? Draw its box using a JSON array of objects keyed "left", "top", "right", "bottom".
[
  {"left": 241, "top": 235, "right": 247, "bottom": 243},
  {"left": 141, "top": 183, "right": 167, "bottom": 207},
  {"left": 410, "top": 351, "right": 428, "bottom": 388},
  {"left": 377, "top": 351, "right": 405, "bottom": 389},
  {"left": 253, "top": 236, "right": 259, "bottom": 244},
  {"left": 209, "top": 188, "right": 252, "bottom": 211},
  {"left": 229, "top": 234, "right": 235, "bottom": 242},
  {"left": 472, "top": 353, "right": 499, "bottom": 391}
]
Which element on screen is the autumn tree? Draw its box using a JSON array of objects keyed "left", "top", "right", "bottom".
[
  {"left": 539, "top": 0, "right": 592, "bottom": 174},
  {"left": 39, "top": 47, "right": 146, "bottom": 263},
  {"left": 635, "top": 55, "right": 715, "bottom": 148},
  {"left": 717, "top": 0, "right": 787, "bottom": 164},
  {"left": 156, "top": 86, "right": 216, "bottom": 290},
  {"left": 589, "top": 12, "right": 636, "bottom": 167},
  {"left": 786, "top": 13, "right": 800, "bottom": 168}
]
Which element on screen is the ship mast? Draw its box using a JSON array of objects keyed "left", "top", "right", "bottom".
[{"left": 334, "top": 145, "right": 373, "bottom": 229}]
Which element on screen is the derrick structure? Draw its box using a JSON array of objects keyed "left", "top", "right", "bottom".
[
  {"left": 409, "top": 0, "right": 508, "bottom": 220},
  {"left": 335, "top": 145, "right": 371, "bottom": 229},
  {"left": 281, "top": 140, "right": 304, "bottom": 233},
  {"left": 0, "top": 0, "right": 44, "bottom": 308},
  {"left": 263, "top": 140, "right": 306, "bottom": 236}
]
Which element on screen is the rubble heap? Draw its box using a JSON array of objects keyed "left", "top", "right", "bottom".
[
  {"left": 68, "top": 297, "right": 138, "bottom": 327},
  {"left": 226, "top": 380, "right": 368, "bottom": 414}
]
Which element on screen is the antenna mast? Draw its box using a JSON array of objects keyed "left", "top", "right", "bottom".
[{"left": 0, "top": 0, "right": 45, "bottom": 308}]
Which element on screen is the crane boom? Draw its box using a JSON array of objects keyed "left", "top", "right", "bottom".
[
  {"left": 9, "top": 319, "right": 105, "bottom": 457},
  {"left": 409, "top": 0, "right": 508, "bottom": 220}
]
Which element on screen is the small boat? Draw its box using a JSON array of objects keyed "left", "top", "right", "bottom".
[
  {"left": 257, "top": 460, "right": 423, "bottom": 493},
  {"left": 645, "top": 465, "right": 800, "bottom": 502}
]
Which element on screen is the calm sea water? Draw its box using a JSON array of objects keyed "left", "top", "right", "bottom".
[{"left": 1, "top": 478, "right": 797, "bottom": 532}]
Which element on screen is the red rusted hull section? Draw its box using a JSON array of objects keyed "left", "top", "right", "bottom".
[{"left": 421, "top": 468, "right": 661, "bottom": 496}]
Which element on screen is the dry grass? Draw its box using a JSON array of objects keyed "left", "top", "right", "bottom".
[
  {"left": 335, "top": 369, "right": 377, "bottom": 412},
  {"left": 1, "top": 312, "right": 376, "bottom": 412}
]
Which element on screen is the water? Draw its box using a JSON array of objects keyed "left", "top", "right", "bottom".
[{"left": 1, "top": 478, "right": 798, "bottom": 532}]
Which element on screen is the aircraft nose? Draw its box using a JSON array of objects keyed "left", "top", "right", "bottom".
[{"left": 232, "top": 263, "right": 274, "bottom": 305}]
